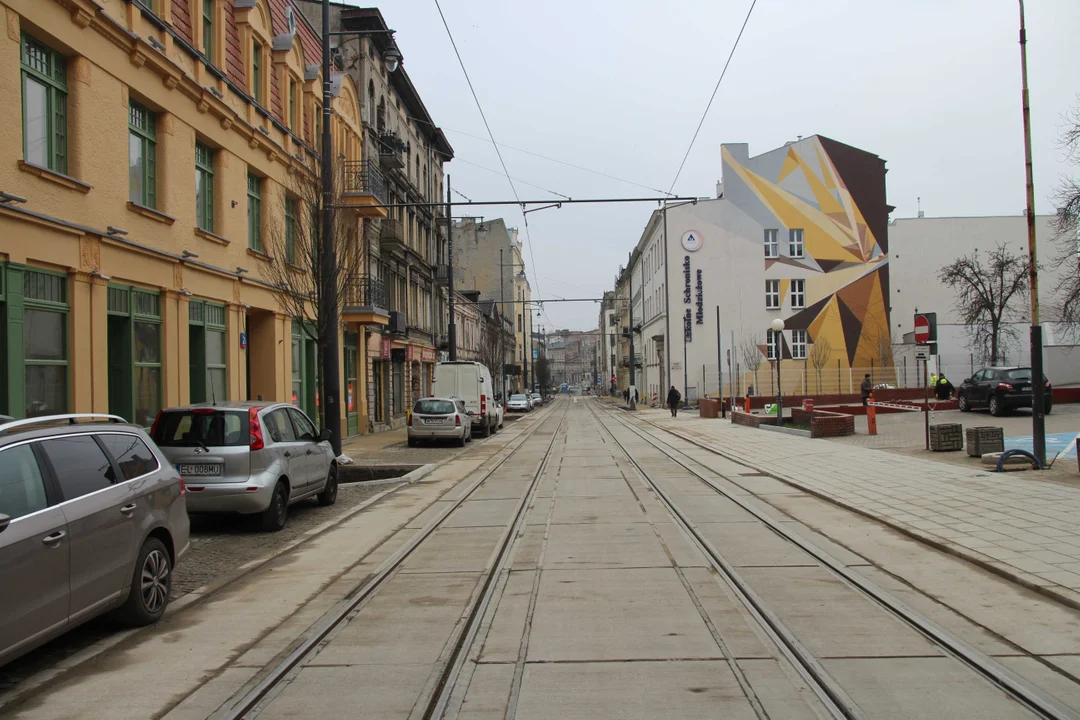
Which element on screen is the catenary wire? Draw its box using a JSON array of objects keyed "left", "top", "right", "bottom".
[{"left": 667, "top": 0, "right": 757, "bottom": 195}]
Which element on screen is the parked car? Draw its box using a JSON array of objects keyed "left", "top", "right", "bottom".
[
  {"left": 0, "top": 413, "right": 190, "bottom": 667},
  {"left": 529, "top": 392, "right": 544, "bottom": 407},
  {"left": 433, "top": 361, "right": 499, "bottom": 437},
  {"left": 150, "top": 402, "right": 337, "bottom": 532},
  {"left": 408, "top": 398, "right": 473, "bottom": 447},
  {"left": 957, "top": 366, "right": 1053, "bottom": 417},
  {"left": 507, "top": 394, "right": 532, "bottom": 412}
]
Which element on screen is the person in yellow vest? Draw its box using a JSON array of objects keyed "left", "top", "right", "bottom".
[{"left": 930, "top": 373, "right": 939, "bottom": 390}]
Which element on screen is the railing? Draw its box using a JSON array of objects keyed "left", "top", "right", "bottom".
[
  {"left": 379, "top": 131, "right": 406, "bottom": 169},
  {"left": 343, "top": 274, "right": 386, "bottom": 310},
  {"left": 341, "top": 160, "right": 386, "bottom": 203},
  {"left": 620, "top": 354, "right": 643, "bottom": 368},
  {"left": 434, "top": 264, "right": 450, "bottom": 284},
  {"left": 380, "top": 218, "right": 405, "bottom": 242}
]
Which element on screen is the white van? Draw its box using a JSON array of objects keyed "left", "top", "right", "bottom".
[{"left": 433, "top": 362, "right": 499, "bottom": 437}]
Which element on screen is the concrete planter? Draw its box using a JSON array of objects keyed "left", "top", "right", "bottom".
[
  {"left": 929, "top": 423, "right": 964, "bottom": 452},
  {"left": 966, "top": 426, "right": 1004, "bottom": 458}
]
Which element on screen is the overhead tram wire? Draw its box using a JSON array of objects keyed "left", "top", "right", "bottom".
[
  {"left": 453, "top": 156, "right": 571, "bottom": 199},
  {"left": 409, "top": 114, "right": 675, "bottom": 197},
  {"left": 666, "top": 0, "right": 757, "bottom": 195},
  {"left": 432, "top": 0, "right": 547, "bottom": 307}
]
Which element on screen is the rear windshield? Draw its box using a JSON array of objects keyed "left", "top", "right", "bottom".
[
  {"left": 1003, "top": 369, "right": 1032, "bottom": 381},
  {"left": 510, "top": 395, "right": 527, "bottom": 401},
  {"left": 414, "top": 400, "right": 456, "bottom": 415},
  {"left": 152, "top": 410, "right": 249, "bottom": 447}
]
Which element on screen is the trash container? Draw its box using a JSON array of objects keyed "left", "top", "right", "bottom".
[{"left": 802, "top": 398, "right": 815, "bottom": 412}]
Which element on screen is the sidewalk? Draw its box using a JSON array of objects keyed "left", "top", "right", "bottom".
[{"left": 633, "top": 408, "right": 1080, "bottom": 608}]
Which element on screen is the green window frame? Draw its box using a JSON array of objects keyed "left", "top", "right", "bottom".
[
  {"left": 289, "top": 77, "right": 297, "bottom": 131},
  {"left": 23, "top": 269, "right": 69, "bottom": 418},
  {"left": 202, "top": 0, "right": 214, "bottom": 60},
  {"left": 107, "top": 285, "right": 161, "bottom": 426},
  {"left": 188, "top": 300, "right": 227, "bottom": 403},
  {"left": 247, "top": 171, "right": 262, "bottom": 251},
  {"left": 252, "top": 41, "right": 262, "bottom": 104},
  {"left": 285, "top": 196, "right": 297, "bottom": 264},
  {"left": 195, "top": 141, "right": 214, "bottom": 233},
  {"left": 128, "top": 101, "right": 157, "bottom": 208},
  {"left": 20, "top": 34, "right": 67, "bottom": 174}
]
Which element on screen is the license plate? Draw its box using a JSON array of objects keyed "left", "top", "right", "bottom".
[
  {"left": 423, "top": 418, "right": 445, "bottom": 425},
  {"left": 1018, "top": 385, "right": 1029, "bottom": 392},
  {"left": 179, "top": 464, "right": 222, "bottom": 476}
]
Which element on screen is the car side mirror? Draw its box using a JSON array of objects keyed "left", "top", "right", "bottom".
[
  {"left": 319, "top": 428, "right": 332, "bottom": 442},
  {"left": 0, "top": 514, "right": 10, "bottom": 534},
  {"left": 963, "top": 378, "right": 970, "bottom": 384}
]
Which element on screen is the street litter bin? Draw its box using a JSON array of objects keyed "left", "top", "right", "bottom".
[{"left": 802, "top": 398, "right": 815, "bottom": 412}]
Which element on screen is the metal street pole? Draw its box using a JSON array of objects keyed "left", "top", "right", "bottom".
[
  {"left": 628, "top": 252, "right": 636, "bottom": 410},
  {"left": 716, "top": 306, "right": 725, "bottom": 418},
  {"left": 520, "top": 288, "right": 528, "bottom": 391},
  {"left": 320, "top": 0, "right": 342, "bottom": 455},
  {"left": 447, "top": 176, "right": 457, "bottom": 361},
  {"left": 500, "top": 248, "right": 505, "bottom": 397},
  {"left": 1019, "top": 0, "right": 1046, "bottom": 466}
]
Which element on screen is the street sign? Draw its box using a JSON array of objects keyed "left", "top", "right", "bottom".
[
  {"left": 915, "top": 345, "right": 930, "bottom": 360},
  {"left": 914, "top": 315, "right": 930, "bottom": 344}
]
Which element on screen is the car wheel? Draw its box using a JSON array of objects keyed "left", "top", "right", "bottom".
[
  {"left": 457, "top": 433, "right": 467, "bottom": 447},
  {"left": 117, "top": 536, "right": 171, "bottom": 626},
  {"left": 408, "top": 437, "right": 417, "bottom": 448},
  {"left": 317, "top": 463, "right": 338, "bottom": 506},
  {"left": 1045, "top": 402, "right": 1053, "bottom": 415},
  {"left": 989, "top": 396, "right": 1003, "bottom": 417},
  {"left": 260, "top": 481, "right": 289, "bottom": 532},
  {"left": 958, "top": 394, "right": 970, "bottom": 412}
]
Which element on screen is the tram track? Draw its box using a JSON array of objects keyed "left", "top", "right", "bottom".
[
  {"left": 590, "top": 400, "right": 1079, "bottom": 720},
  {"left": 212, "top": 400, "right": 570, "bottom": 720}
]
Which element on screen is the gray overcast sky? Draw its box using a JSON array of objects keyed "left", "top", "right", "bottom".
[{"left": 342, "top": 0, "right": 1079, "bottom": 331}]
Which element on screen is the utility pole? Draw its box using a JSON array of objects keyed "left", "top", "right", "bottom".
[
  {"left": 447, "top": 175, "right": 457, "bottom": 361},
  {"left": 500, "top": 248, "right": 505, "bottom": 397},
  {"left": 1019, "top": 0, "right": 1046, "bottom": 466},
  {"left": 319, "top": 0, "right": 342, "bottom": 455},
  {"left": 520, "top": 287, "right": 528, "bottom": 391}
]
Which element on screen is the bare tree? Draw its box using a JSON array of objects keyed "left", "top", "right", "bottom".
[
  {"left": 263, "top": 158, "right": 366, "bottom": 429},
  {"left": 534, "top": 355, "right": 551, "bottom": 393},
  {"left": 939, "top": 244, "right": 1029, "bottom": 365},
  {"left": 476, "top": 315, "right": 505, "bottom": 395},
  {"left": 808, "top": 335, "right": 833, "bottom": 393},
  {"left": 1050, "top": 98, "right": 1080, "bottom": 330},
  {"left": 739, "top": 333, "right": 764, "bottom": 395}
]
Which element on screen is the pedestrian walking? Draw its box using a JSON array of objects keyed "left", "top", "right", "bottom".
[
  {"left": 634, "top": 389, "right": 639, "bottom": 403},
  {"left": 667, "top": 385, "right": 682, "bottom": 418},
  {"left": 623, "top": 388, "right": 629, "bottom": 404},
  {"left": 936, "top": 375, "right": 953, "bottom": 401},
  {"left": 860, "top": 373, "right": 872, "bottom": 407},
  {"left": 747, "top": 384, "right": 755, "bottom": 397}
]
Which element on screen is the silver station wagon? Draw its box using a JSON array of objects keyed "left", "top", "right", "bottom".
[
  {"left": 0, "top": 414, "right": 190, "bottom": 667},
  {"left": 150, "top": 402, "right": 338, "bottom": 531}
]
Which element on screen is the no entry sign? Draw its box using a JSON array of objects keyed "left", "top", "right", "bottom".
[{"left": 914, "top": 315, "right": 930, "bottom": 344}]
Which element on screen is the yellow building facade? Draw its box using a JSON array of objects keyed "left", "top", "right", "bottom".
[{"left": 0, "top": 0, "right": 387, "bottom": 434}]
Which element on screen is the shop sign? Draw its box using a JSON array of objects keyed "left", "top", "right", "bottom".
[
  {"left": 381, "top": 338, "right": 391, "bottom": 359},
  {"left": 695, "top": 268, "right": 704, "bottom": 325},
  {"left": 421, "top": 347, "right": 437, "bottom": 363},
  {"left": 684, "top": 308, "right": 693, "bottom": 343},
  {"left": 683, "top": 256, "right": 692, "bottom": 304},
  {"left": 406, "top": 344, "right": 414, "bottom": 362}
]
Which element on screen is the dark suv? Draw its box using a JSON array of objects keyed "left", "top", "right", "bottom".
[{"left": 957, "top": 367, "right": 1053, "bottom": 416}]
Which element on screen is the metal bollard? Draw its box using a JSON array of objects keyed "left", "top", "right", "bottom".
[{"left": 867, "top": 393, "right": 878, "bottom": 436}]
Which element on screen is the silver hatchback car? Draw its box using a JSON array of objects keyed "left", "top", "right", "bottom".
[
  {"left": 151, "top": 402, "right": 338, "bottom": 531},
  {"left": 0, "top": 414, "right": 190, "bottom": 667},
  {"left": 407, "top": 398, "right": 472, "bottom": 447}
]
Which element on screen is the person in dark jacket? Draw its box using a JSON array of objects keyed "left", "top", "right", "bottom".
[
  {"left": 936, "top": 375, "right": 953, "bottom": 401},
  {"left": 667, "top": 386, "right": 682, "bottom": 417},
  {"left": 860, "top": 374, "right": 872, "bottom": 406}
]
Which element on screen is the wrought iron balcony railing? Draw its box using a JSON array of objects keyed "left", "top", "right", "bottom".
[
  {"left": 343, "top": 274, "right": 386, "bottom": 310},
  {"left": 341, "top": 160, "right": 386, "bottom": 203}
]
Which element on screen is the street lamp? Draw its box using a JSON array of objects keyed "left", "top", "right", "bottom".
[{"left": 771, "top": 318, "right": 785, "bottom": 425}]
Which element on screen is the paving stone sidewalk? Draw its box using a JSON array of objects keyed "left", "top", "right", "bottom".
[{"left": 634, "top": 408, "right": 1080, "bottom": 607}]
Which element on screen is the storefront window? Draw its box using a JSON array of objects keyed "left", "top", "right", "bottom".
[
  {"left": 392, "top": 359, "right": 404, "bottom": 415},
  {"left": 107, "top": 286, "right": 160, "bottom": 426}
]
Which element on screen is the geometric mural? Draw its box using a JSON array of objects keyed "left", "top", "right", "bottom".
[{"left": 722, "top": 137, "right": 890, "bottom": 367}]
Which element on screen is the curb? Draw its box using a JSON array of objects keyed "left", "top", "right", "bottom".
[
  {"left": 0, "top": 474, "right": 421, "bottom": 713},
  {"left": 631, "top": 413, "right": 1080, "bottom": 614}
]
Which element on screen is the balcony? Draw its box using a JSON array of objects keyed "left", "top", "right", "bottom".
[
  {"left": 341, "top": 274, "right": 389, "bottom": 326},
  {"left": 619, "top": 353, "right": 643, "bottom": 368},
  {"left": 434, "top": 264, "right": 450, "bottom": 285},
  {"left": 387, "top": 311, "right": 407, "bottom": 336},
  {"left": 339, "top": 161, "right": 388, "bottom": 218},
  {"left": 379, "top": 131, "right": 406, "bottom": 171},
  {"left": 436, "top": 332, "right": 449, "bottom": 350},
  {"left": 379, "top": 218, "right": 407, "bottom": 257}
]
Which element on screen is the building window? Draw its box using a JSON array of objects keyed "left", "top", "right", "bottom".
[
  {"left": 313, "top": 102, "right": 321, "bottom": 150},
  {"left": 791, "top": 279, "right": 805, "bottom": 309},
  {"left": 195, "top": 141, "right": 214, "bottom": 233},
  {"left": 107, "top": 286, "right": 162, "bottom": 427},
  {"left": 791, "top": 330, "right": 807, "bottom": 359},
  {"left": 765, "top": 279, "right": 780, "bottom": 309},
  {"left": 24, "top": 270, "right": 69, "bottom": 418},
  {"left": 202, "top": 0, "right": 214, "bottom": 61},
  {"left": 188, "top": 300, "right": 227, "bottom": 403},
  {"left": 289, "top": 77, "right": 297, "bottom": 131},
  {"left": 251, "top": 40, "right": 263, "bottom": 104},
  {"left": 766, "top": 329, "right": 781, "bottom": 361},
  {"left": 764, "top": 229, "right": 778, "bottom": 258},
  {"left": 21, "top": 34, "right": 67, "bottom": 174},
  {"left": 247, "top": 172, "right": 261, "bottom": 251},
  {"left": 285, "top": 196, "right": 297, "bottom": 264},
  {"left": 789, "top": 228, "right": 804, "bottom": 258},
  {"left": 128, "top": 101, "right": 157, "bottom": 208}
]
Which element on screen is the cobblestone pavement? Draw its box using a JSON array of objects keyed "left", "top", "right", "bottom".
[
  {"left": 0, "top": 482, "right": 388, "bottom": 695},
  {"left": 638, "top": 408, "right": 1080, "bottom": 606}
]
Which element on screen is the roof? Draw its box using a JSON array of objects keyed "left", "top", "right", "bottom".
[{"left": 338, "top": 6, "right": 454, "bottom": 159}]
